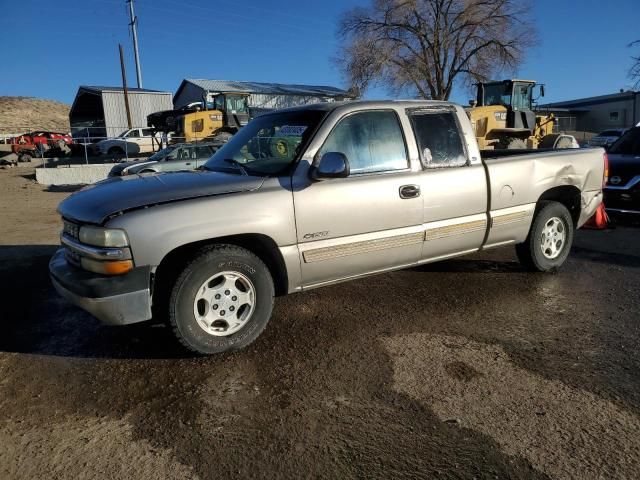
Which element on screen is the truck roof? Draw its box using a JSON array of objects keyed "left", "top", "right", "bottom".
[{"left": 269, "top": 99, "right": 455, "bottom": 115}]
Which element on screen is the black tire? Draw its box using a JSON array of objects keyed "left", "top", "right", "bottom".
[
  {"left": 18, "top": 152, "right": 33, "bottom": 163},
  {"left": 168, "top": 244, "right": 274, "bottom": 355},
  {"left": 107, "top": 147, "right": 125, "bottom": 160},
  {"left": 497, "top": 137, "right": 527, "bottom": 150},
  {"left": 515, "top": 201, "right": 574, "bottom": 272}
]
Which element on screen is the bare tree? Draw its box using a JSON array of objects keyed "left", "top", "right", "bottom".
[
  {"left": 336, "top": 0, "right": 537, "bottom": 100},
  {"left": 630, "top": 40, "right": 640, "bottom": 90}
]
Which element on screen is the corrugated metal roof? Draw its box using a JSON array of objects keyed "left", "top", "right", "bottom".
[
  {"left": 541, "top": 91, "right": 638, "bottom": 108},
  {"left": 79, "top": 85, "right": 171, "bottom": 95},
  {"left": 182, "top": 79, "right": 351, "bottom": 97}
]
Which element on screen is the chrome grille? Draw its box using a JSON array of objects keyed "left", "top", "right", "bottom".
[{"left": 63, "top": 220, "right": 79, "bottom": 240}]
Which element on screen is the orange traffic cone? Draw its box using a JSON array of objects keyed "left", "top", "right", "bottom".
[{"left": 583, "top": 203, "right": 609, "bottom": 229}]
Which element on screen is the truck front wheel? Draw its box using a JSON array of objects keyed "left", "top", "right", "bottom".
[
  {"left": 515, "top": 201, "right": 574, "bottom": 272},
  {"left": 168, "top": 245, "right": 275, "bottom": 354}
]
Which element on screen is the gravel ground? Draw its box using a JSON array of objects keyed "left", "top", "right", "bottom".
[{"left": 0, "top": 167, "right": 639, "bottom": 479}]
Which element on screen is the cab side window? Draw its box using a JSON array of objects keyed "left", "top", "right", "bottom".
[
  {"left": 318, "top": 110, "right": 408, "bottom": 174},
  {"left": 410, "top": 111, "right": 467, "bottom": 168}
]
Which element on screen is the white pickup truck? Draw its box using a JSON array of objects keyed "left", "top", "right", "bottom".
[
  {"left": 50, "top": 101, "right": 606, "bottom": 354},
  {"left": 91, "top": 128, "right": 163, "bottom": 157}
]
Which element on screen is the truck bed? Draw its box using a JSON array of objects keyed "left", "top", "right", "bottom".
[{"left": 480, "top": 148, "right": 569, "bottom": 159}]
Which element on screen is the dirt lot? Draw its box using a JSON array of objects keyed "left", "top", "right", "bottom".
[{"left": 1, "top": 167, "right": 639, "bottom": 479}]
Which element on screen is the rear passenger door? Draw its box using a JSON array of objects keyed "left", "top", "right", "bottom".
[
  {"left": 293, "top": 109, "right": 424, "bottom": 288},
  {"left": 408, "top": 107, "right": 489, "bottom": 261}
]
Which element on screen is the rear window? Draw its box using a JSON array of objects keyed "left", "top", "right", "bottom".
[
  {"left": 409, "top": 110, "right": 467, "bottom": 168},
  {"left": 608, "top": 128, "right": 640, "bottom": 155}
]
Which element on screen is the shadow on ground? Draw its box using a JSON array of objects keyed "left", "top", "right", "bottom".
[{"left": 0, "top": 245, "right": 187, "bottom": 360}]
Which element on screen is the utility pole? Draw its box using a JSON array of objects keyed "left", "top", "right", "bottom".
[
  {"left": 126, "top": 0, "right": 143, "bottom": 88},
  {"left": 119, "top": 44, "right": 133, "bottom": 129}
]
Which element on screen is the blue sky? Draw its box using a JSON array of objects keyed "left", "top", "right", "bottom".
[{"left": 1, "top": 0, "right": 638, "bottom": 105}]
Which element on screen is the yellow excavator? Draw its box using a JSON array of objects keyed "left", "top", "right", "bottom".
[
  {"left": 148, "top": 92, "right": 251, "bottom": 144},
  {"left": 467, "top": 79, "right": 576, "bottom": 150}
]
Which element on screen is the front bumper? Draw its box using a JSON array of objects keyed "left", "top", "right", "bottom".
[{"left": 49, "top": 249, "right": 152, "bottom": 325}]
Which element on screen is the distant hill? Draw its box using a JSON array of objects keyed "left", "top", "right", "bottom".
[{"left": 0, "top": 96, "right": 70, "bottom": 134}]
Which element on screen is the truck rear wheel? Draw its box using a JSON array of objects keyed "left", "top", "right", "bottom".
[
  {"left": 515, "top": 201, "right": 574, "bottom": 272},
  {"left": 168, "top": 244, "right": 274, "bottom": 354}
]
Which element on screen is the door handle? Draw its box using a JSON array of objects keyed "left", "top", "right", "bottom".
[{"left": 399, "top": 184, "right": 420, "bottom": 199}]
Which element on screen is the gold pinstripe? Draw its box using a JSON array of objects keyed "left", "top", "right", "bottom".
[
  {"left": 492, "top": 210, "right": 529, "bottom": 227},
  {"left": 425, "top": 219, "right": 487, "bottom": 241},
  {"left": 302, "top": 232, "right": 424, "bottom": 263}
]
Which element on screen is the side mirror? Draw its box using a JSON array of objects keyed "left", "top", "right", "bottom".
[
  {"left": 540, "top": 85, "right": 545, "bottom": 97},
  {"left": 311, "top": 152, "right": 350, "bottom": 180}
]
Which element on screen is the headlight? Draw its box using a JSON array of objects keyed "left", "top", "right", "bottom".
[{"left": 79, "top": 226, "right": 129, "bottom": 247}]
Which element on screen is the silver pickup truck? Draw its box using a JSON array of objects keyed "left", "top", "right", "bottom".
[{"left": 50, "top": 101, "right": 606, "bottom": 354}]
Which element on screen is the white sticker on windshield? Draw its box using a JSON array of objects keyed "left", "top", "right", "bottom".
[{"left": 279, "top": 125, "right": 308, "bottom": 136}]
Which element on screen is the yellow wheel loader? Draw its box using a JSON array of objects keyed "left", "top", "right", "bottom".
[
  {"left": 148, "top": 92, "right": 251, "bottom": 145},
  {"left": 467, "top": 79, "right": 576, "bottom": 150}
]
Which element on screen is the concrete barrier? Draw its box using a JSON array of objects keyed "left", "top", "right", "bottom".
[{"left": 36, "top": 164, "right": 113, "bottom": 186}]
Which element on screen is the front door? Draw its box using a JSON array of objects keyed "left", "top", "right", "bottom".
[{"left": 293, "top": 109, "right": 423, "bottom": 288}]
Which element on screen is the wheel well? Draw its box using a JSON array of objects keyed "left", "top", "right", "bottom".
[
  {"left": 153, "top": 234, "right": 289, "bottom": 305},
  {"left": 537, "top": 186, "right": 581, "bottom": 226}
]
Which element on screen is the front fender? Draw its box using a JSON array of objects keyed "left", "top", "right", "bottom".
[{"left": 106, "top": 177, "right": 297, "bottom": 268}]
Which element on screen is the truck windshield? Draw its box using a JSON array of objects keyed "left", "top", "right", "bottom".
[{"left": 203, "top": 110, "right": 327, "bottom": 176}]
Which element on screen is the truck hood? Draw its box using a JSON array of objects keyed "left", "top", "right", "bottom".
[{"left": 59, "top": 170, "right": 265, "bottom": 224}]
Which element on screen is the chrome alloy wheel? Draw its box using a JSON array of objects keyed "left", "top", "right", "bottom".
[
  {"left": 540, "top": 217, "right": 566, "bottom": 260},
  {"left": 193, "top": 271, "right": 256, "bottom": 336}
]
